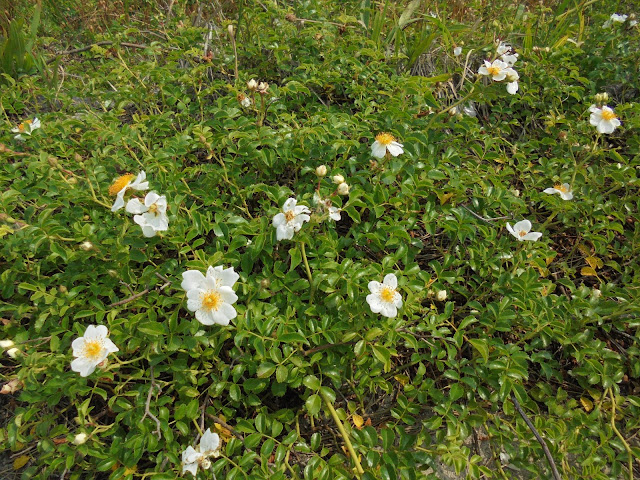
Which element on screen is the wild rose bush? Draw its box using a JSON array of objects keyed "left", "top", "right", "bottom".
[{"left": 1, "top": 1, "right": 639, "bottom": 479}]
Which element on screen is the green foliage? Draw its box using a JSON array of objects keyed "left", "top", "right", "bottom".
[
  {"left": 1, "top": 1, "right": 640, "bottom": 480},
  {"left": 0, "top": 4, "right": 44, "bottom": 84}
]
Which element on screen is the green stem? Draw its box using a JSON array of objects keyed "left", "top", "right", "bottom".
[
  {"left": 608, "top": 388, "right": 634, "bottom": 480},
  {"left": 300, "top": 241, "right": 313, "bottom": 286},
  {"left": 320, "top": 390, "right": 364, "bottom": 477}
]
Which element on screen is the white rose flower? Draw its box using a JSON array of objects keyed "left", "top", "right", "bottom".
[
  {"left": 371, "top": 132, "right": 404, "bottom": 158},
  {"left": 70, "top": 325, "right": 119, "bottom": 377},
  {"left": 478, "top": 59, "right": 509, "bottom": 81},
  {"left": 504, "top": 68, "right": 519, "bottom": 94},
  {"left": 543, "top": 183, "right": 573, "bottom": 200},
  {"left": 272, "top": 198, "right": 311, "bottom": 241},
  {"left": 315, "top": 165, "right": 327, "bottom": 177},
  {"left": 11, "top": 117, "right": 41, "bottom": 140},
  {"left": 603, "top": 13, "right": 628, "bottom": 28},
  {"left": 125, "top": 192, "right": 169, "bottom": 237},
  {"left": 366, "top": 273, "right": 403, "bottom": 318},
  {"left": 0, "top": 339, "right": 15, "bottom": 349},
  {"left": 109, "top": 171, "right": 149, "bottom": 212},
  {"left": 181, "top": 428, "right": 220, "bottom": 476},
  {"left": 506, "top": 220, "right": 543, "bottom": 242},
  {"left": 589, "top": 105, "right": 621, "bottom": 134},
  {"left": 182, "top": 266, "right": 239, "bottom": 326}
]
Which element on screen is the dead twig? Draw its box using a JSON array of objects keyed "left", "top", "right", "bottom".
[
  {"left": 206, "top": 414, "right": 244, "bottom": 440},
  {"left": 510, "top": 393, "right": 562, "bottom": 480},
  {"left": 46, "top": 41, "right": 148, "bottom": 64},
  {"left": 141, "top": 365, "right": 162, "bottom": 440},
  {"left": 109, "top": 273, "right": 171, "bottom": 307},
  {"left": 461, "top": 205, "right": 510, "bottom": 224}
]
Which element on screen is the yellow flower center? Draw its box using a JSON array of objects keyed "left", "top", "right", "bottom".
[
  {"left": 18, "top": 123, "right": 26, "bottom": 132},
  {"left": 83, "top": 340, "right": 103, "bottom": 361},
  {"left": 375, "top": 133, "right": 395, "bottom": 145},
  {"left": 284, "top": 210, "right": 295, "bottom": 222},
  {"left": 148, "top": 203, "right": 158, "bottom": 214},
  {"left": 380, "top": 286, "right": 396, "bottom": 303},
  {"left": 108, "top": 174, "right": 135, "bottom": 195},
  {"left": 601, "top": 109, "right": 616, "bottom": 121},
  {"left": 202, "top": 290, "right": 222, "bottom": 311},
  {"left": 487, "top": 66, "right": 501, "bottom": 76},
  {"left": 554, "top": 183, "right": 568, "bottom": 193},
  {"left": 518, "top": 230, "right": 527, "bottom": 237}
]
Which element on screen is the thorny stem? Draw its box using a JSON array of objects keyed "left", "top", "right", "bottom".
[
  {"left": 608, "top": 388, "right": 635, "bottom": 480},
  {"left": 320, "top": 390, "right": 364, "bottom": 477}
]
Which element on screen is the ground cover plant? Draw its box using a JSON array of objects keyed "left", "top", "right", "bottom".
[{"left": 1, "top": 0, "right": 640, "bottom": 479}]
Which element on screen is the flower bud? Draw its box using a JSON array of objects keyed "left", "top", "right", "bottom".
[
  {"left": 227, "top": 24, "right": 235, "bottom": 37},
  {"left": 257, "top": 82, "right": 269, "bottom": 94},
  {"left": 6, "top": 348, "right": 20, "bottom": 358},
  {"left": 332, "top": 174, "right": 344, "bottom": 184},
  {"left": 80, "top": 241, "right": 93, "bottom": 251},
  {"left": 594, "top": 92, "right": 609, "bottom": 105},
  {"left": 247, "top": 79, "right": 258, "bottom": 91},
  {"left": 436, "top": 290, "right": 447, "bottom": 301},
  {"left": 59, "top": 285, "right": 68, "bottom": 294},
  {"left": 454, "top": 46, "right": 462, "bottom": 56},
  {"left": 315, "top": 165, "right": 327, "bottom": 177},
  {"left": 260, "top": 278, "right": 271, "bottom": 289},
  {"left": 73, "top": 433, "right": 88, "bottom": 445},
  {"left": 0, "top": 340, "right": 14, "bottom": 349},
  {"left": 337, "top": 183, "right": 350, "bottom": 195}
]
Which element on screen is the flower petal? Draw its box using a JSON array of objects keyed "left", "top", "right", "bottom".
[{"left": 182, "top": 270, "right": 206, "bottom": 291}]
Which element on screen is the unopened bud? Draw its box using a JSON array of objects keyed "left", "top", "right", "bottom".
[
  {"left": 260, "top": 278, "right": 271, "bottom": 289},
  {"left": 68, "top": 177, "right": 77, "bottom": 185},
  {"left": 227, "top": 24, "right": 235, "bottom": 37},
  {"left": 594, "top": 92, "right": 609, "bottom": 105},
  {"left": 247, "top": 79, "right": 258, "bottom": 91},
  {"left": 337, "top": 183, "right": 350, "bottom": 195},
  {"left": 332, "top": 174, "right": 344, "bottom": 184},
  {"left": 48, "top": 157, "right": 59, "bottom": 167},
  {"left": 6, "top": 348, "right": 20, "bottom": 358},
  {"left": 315, "top": 165, "right": 327, "bottom": 177},
  {"left": 257, "top": 82, "right": 269, "bottom": 94},
  {"left": 80, "top": 241, "right": 93, "bottom": 251},
  {"left": 0, "top": 340, "right": 15, "bottom": 349},
  {"left": 73, "top": 433, "right": 88, "bottom": 445},
  {"left": 59, "top": 285, "right": 68, "bottom": 294},
  {"left": 436, "top": 290, "right": 447, "bottom": 301}
]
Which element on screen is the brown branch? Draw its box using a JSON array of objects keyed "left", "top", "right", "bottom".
[
  {"left": 47, "top": 41, "right": 148, "bottom": 64},
  {"left": 109, "top": 273, "right": 171, "bottom": 307},
  {"left": 206, "top": 414, "right": 244, "bottom": 440},
  {"left": 510, "top": 393, "right": 562, "bottom": 480},
  {"left": 141, "top": 365, "right": 162, "bottom": 440}
]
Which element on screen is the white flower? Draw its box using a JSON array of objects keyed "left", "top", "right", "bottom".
[
  {"left": 543, "top": 183, "right": 573, "bottom": 200},
  {"left": 0, "top": 340, "right": 14, "bottom": 349},
  {"left": 366, "top": 273, "right": 403, "bottom": 318},
  {"left": 181, "top": 428, "right": 220, "bottom": 476},
  {"left": 182, "top": 266, "right": 239, "bottom": 326},
  {"left": 436, "top": 290, "right": 447, "bottom": 301},
  {"left": 272, "top": 198, "right": 311, "bottom": 241},
  {"left": 603, "top": 13, "right": 628, "bottom": 28},
  {"left": 328, "top": 206, "right": 341, "bottom": 221},
  {"left": 70, "top": 325, "right": 119, "bottom": 377},
  {"left": 238, "top": 94, "right": 252, "bottom": 107},
  {"left": 506, "top": 220, "right": 543, "bottom": 242},
  {"left": 504, "top": 68, "right": 519, "bottom": 94},
  {"left": 371, "top": 132, "right": 404, "bottom": 158},
  {"left": 497, "top": 42, "right": 518, "bottom": 65},
  {"left": 589, "top": 105, "right": 621, "bottom": 134},
  {"left": 73, "top": 433, "right": 88, "bottom": 445},
  {"left": 11, "top": 117, "right": 41, "bottom": 140},
  {"left": 247, "top": 79, "right": 258, "bottom": 90},
  {"left": 125, "top": 192, "right": 169, "bottom": 237},
  {"left": 463, "top": 103, "right": 477, "bottom": 117},
  {"left": 478, "top": 59, "right": 509, "bottom": 81},
  {"left": 109, "top": 171, "right": 149, "bottom": 212},
  {"left": 454, "top": 46, "right": 462, "bottom": 56}
]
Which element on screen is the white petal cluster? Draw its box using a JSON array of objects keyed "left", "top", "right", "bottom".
[
  {"left": 497, "top": 42, "right": 519, "bottom": 66},
  {"left": 11, "top": 117, "right": 41, "bottom": 140},
  {"left": 272, "top": 198, "right": 311, "bottom": 241},
  {"left": 366, "top": 274, "right": 403, "bottom": 318},
  {"left": 543, "top": 183, "right": 573, "bottom": 200},
  {"left": 478, "top": 58, "right": 519, "bottom": 95},
  {"left": 506, "top": 220, "right": 543, "bottom": 242},
  {"left": 181, "top": 429, "right": 220, "bottom": 476},
  {"left": 182, "top": 266, "right": 239, "bottom": 326},
  {"left": 126, "top": 192, "right": 169, "bottom": 237},
  {"left": 603, "top": 13, "right": 628, "bottom": 28},
  {"left": 313, "top": 193, "right": 341, "bottom": 222},
  {"left": 70, "top": 325, "right": 119, "bottom": 377},
  {"left": 371, "top": 132, "right": 404, "bottom": 158},
  {"left": 589, "top": 105, "right": 621, "bottom": 134},
  {"left": 110, "top": 171, "right": 149, "bottom": 212}
]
